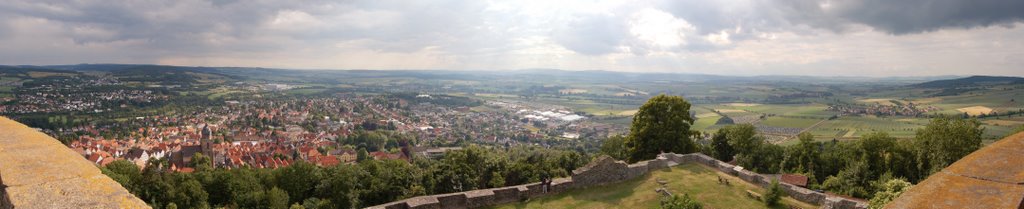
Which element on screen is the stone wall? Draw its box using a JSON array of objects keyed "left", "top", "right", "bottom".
[
  {"left": 0, "top": 117, "right": 150, "bottom": 209},
  {"left": 367, "top": 152, "right": 866, "bottom": 209},
  {"left": 658, "top": 153, "right": 866, "bottom": 209}
]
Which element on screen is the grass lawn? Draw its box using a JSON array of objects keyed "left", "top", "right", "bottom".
[{"left": 490, "top": 164, "right": 816, "bottom": 209}]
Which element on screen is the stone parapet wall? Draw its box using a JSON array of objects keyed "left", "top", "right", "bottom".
[
  {"left": 658, "top": 153, "right": 866, "bottom": 209},
  {"left": 0, "top": 117, "right": 150, "bottom": 209},
  {"left": 368, "top": 153, "right": 866, "bottom": 209}
]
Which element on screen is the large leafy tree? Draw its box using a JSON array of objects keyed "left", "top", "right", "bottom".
[
  {"left": 625, "top": 94, "right": 696, "bottom": 162},
  {"left": 709, "top": 127, "right": 737, "bottom": 162},
  {"left": 914, "top": 116, "right": 983, "bottom": 175},
  {"left": 189, "top": 153, "right": 213, "bottom": 172},
  {"left": 317, "top": 164, "right": 364, "bottom": 208},
  {"left": 101, "top": 160, "right": 142, "bottom": 191},
  {"left": 275, "top": 160, "right": 322, "bottom": 204},
  {"left": 266, "top": 187, "right": 290, "bottom": 209},
  {"left": 168, "top": 174, "right": 209, "bottom": 209},
  {"left": 600, "top": 135, "right": 629, "bottom": 160},
  {"left": 724, "top": 124, "right": 760, "bottom": 155}
]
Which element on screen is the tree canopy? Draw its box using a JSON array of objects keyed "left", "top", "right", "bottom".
[{"left": 625, "top": 94, "right": 697, "bottom": 162}]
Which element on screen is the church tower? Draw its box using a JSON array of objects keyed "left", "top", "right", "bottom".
[{"left": 200, "top": 124, "right": 214, "bottom": 167}]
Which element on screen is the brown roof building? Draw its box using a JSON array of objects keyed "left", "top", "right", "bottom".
[
  {"left": 780, "top": 173, "right": 809, "bottom": 188},
  {"left": 884, "top": 132, "right": 1024, "bottom": 209}
]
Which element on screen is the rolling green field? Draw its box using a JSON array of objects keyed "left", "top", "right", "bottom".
[
  {"left": 759, "top": 117, "right": 822, "bottom": 129},
  {"left": 490, "top": 163, "right": 816, "bottom": 209},
  {"left": 713, "top": 103, "right": 833, "bottom": 118},
  {"left": 286, "top": 88, "right": 328, "bottom": 95},
  {"left": 692, "top": 115, "right": 722, "bottom": 131},
  {"left": 807, "top": 117, "right": 927, "bottom": 139}
]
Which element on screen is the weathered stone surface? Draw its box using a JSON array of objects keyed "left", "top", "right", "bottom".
[
  {"left": 571, "top": 156, "right": 630, "bottom": 187},
  {"left": 464, "top": 189, "right": 495, "bottom": 208},
  {"left": 0, "top": 117, "right": 150, "bottom": 209},
  {"left": 436, "top": 193, "right": 467, "bottom": 209},
  {"left": 885, "top": 132, "right": 1024, "bottom": 209},
  {"left": 406, "top": 196, "right": 441, "bottom": 209}
]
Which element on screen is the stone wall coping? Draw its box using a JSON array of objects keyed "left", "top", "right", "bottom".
[{"left": 0, "top": 117, "right": 150, "bottom": 209}]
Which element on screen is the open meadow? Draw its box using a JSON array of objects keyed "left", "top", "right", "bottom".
[{"left": 489, "top": 163, "right": 816, "bottom": 209}]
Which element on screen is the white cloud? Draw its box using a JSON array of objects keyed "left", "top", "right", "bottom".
[
  {"left": 629, "top": 9, "right": 695, "bottom": 51},
  {"left": 0, "top": 0, "right": 1021, "bottom": 76}
]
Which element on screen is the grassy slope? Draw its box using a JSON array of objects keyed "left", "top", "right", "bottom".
[{"left": 490, "top": 164, "right": 816, "bottom": 209}]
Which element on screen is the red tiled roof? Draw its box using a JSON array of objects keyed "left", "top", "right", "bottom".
[{"left": 780, "top": 174, "right": 808, "bottom": 187}]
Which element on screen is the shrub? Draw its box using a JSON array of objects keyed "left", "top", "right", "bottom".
[
  {"left": 764, "top": 180, "right": 783, "bottom": 206},
  {"left": 661, "top": 193, "right": 702, "bottom": 209}
]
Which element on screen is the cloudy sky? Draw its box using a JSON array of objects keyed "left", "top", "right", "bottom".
[{"left": 1, "top": 0, "right": 1022, "bottom": 76}]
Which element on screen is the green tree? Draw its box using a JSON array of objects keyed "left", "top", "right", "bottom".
[
  {"left": 710, "top": 129, "right": 734, "bottom": 162},
  {"left": 868, "top": 178, "right": 912, "bottom": 209},
  {"left": 317, "top": 165, "right": 364, "bottom": 208},
  {"left": 275, "top": 160, "right": 322, "bottom": 204},
  {"left": 600, "top": 135, "right": 629, "bottom": 160},
  {"left": 101, "top": 160, "right": 142, "bottom": 191},
  {"left": 764, "top": 179, "right": 783, "bottom": 206},
  {"left": 189, "top": 153, "right": 213, "bottom": 172},
  {"left": 625, "top": 94, "right": 696, "bottom": 162},
  {"left": 821, "top": 161, "right": 872, "bottom": 198},
  {"left": 289, "top": 203, "right": 306, "bottom": 209},
  {"left": 169, "top": 174, "right": 209, "bottom": 209},
  {"left": 165, "top": 203, "right": 177, "bottom": 209},
  {"left": 361, "top": 159, "right": 424, "bottom": 206},
  {"left": 724, "top": 124, "right": 760, "bottom": 155},
  {"left": 227, "top": 169, "right": 266, "bottom": 208},
  {"left": 266, "top": 187, "right": 290, "bottom": 209},
  {"left": 356, "top": 148, "right": 370, "bottom": 162},
  {"left": 792, "top": 132, "right": 819, "bottom": 172},
  {"left": 914, "top": 116, "right": 983, "bottom": 175}
]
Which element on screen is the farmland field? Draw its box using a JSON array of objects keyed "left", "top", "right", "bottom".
[
  {"left": 807, "top": 117, "right": 928, "bottom": 139},
  {"left": 716, "top": 104, "right": 833, "bottom": 118},
  {"left": 758, "top": 117, "right": 822, "bottom": 129},
  {"left": 692, "top": 116, "right": 722, "bottom": 131},
  {"left": 857, "top": 98, "right": 904, "bottom": 106},
  {"left": 957, "top": 106, "right": 994, "bottom": 116},
  {"left": 489, "top": 163, "right": 816, "bottom": 209}
]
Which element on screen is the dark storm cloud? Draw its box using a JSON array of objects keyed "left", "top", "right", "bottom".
[
  {"left": 826, "top": 0, "right": 1024, "bottom": 34},
  {"left": 657, "top": 0, "right": 1024, "bottom": 35},
  {"left": 0, "top": 0, "right": 498, "bottom": 56},
  {"left": 0, "top": 0, "right": 293, "bottom": 53},
  {"left": 659, "top": 0, "right": 790, "bottom": 37}
]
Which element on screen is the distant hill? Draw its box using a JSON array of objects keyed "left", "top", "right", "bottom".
[
  {"left": 910, "top": 75, "right": 1024, "bottom": 88},
  {"left": 109, "top": 65, "right": 238, "bottom": 85},
  {"left": 0, "top": 66, "right": 83, "bottom": 78}
]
